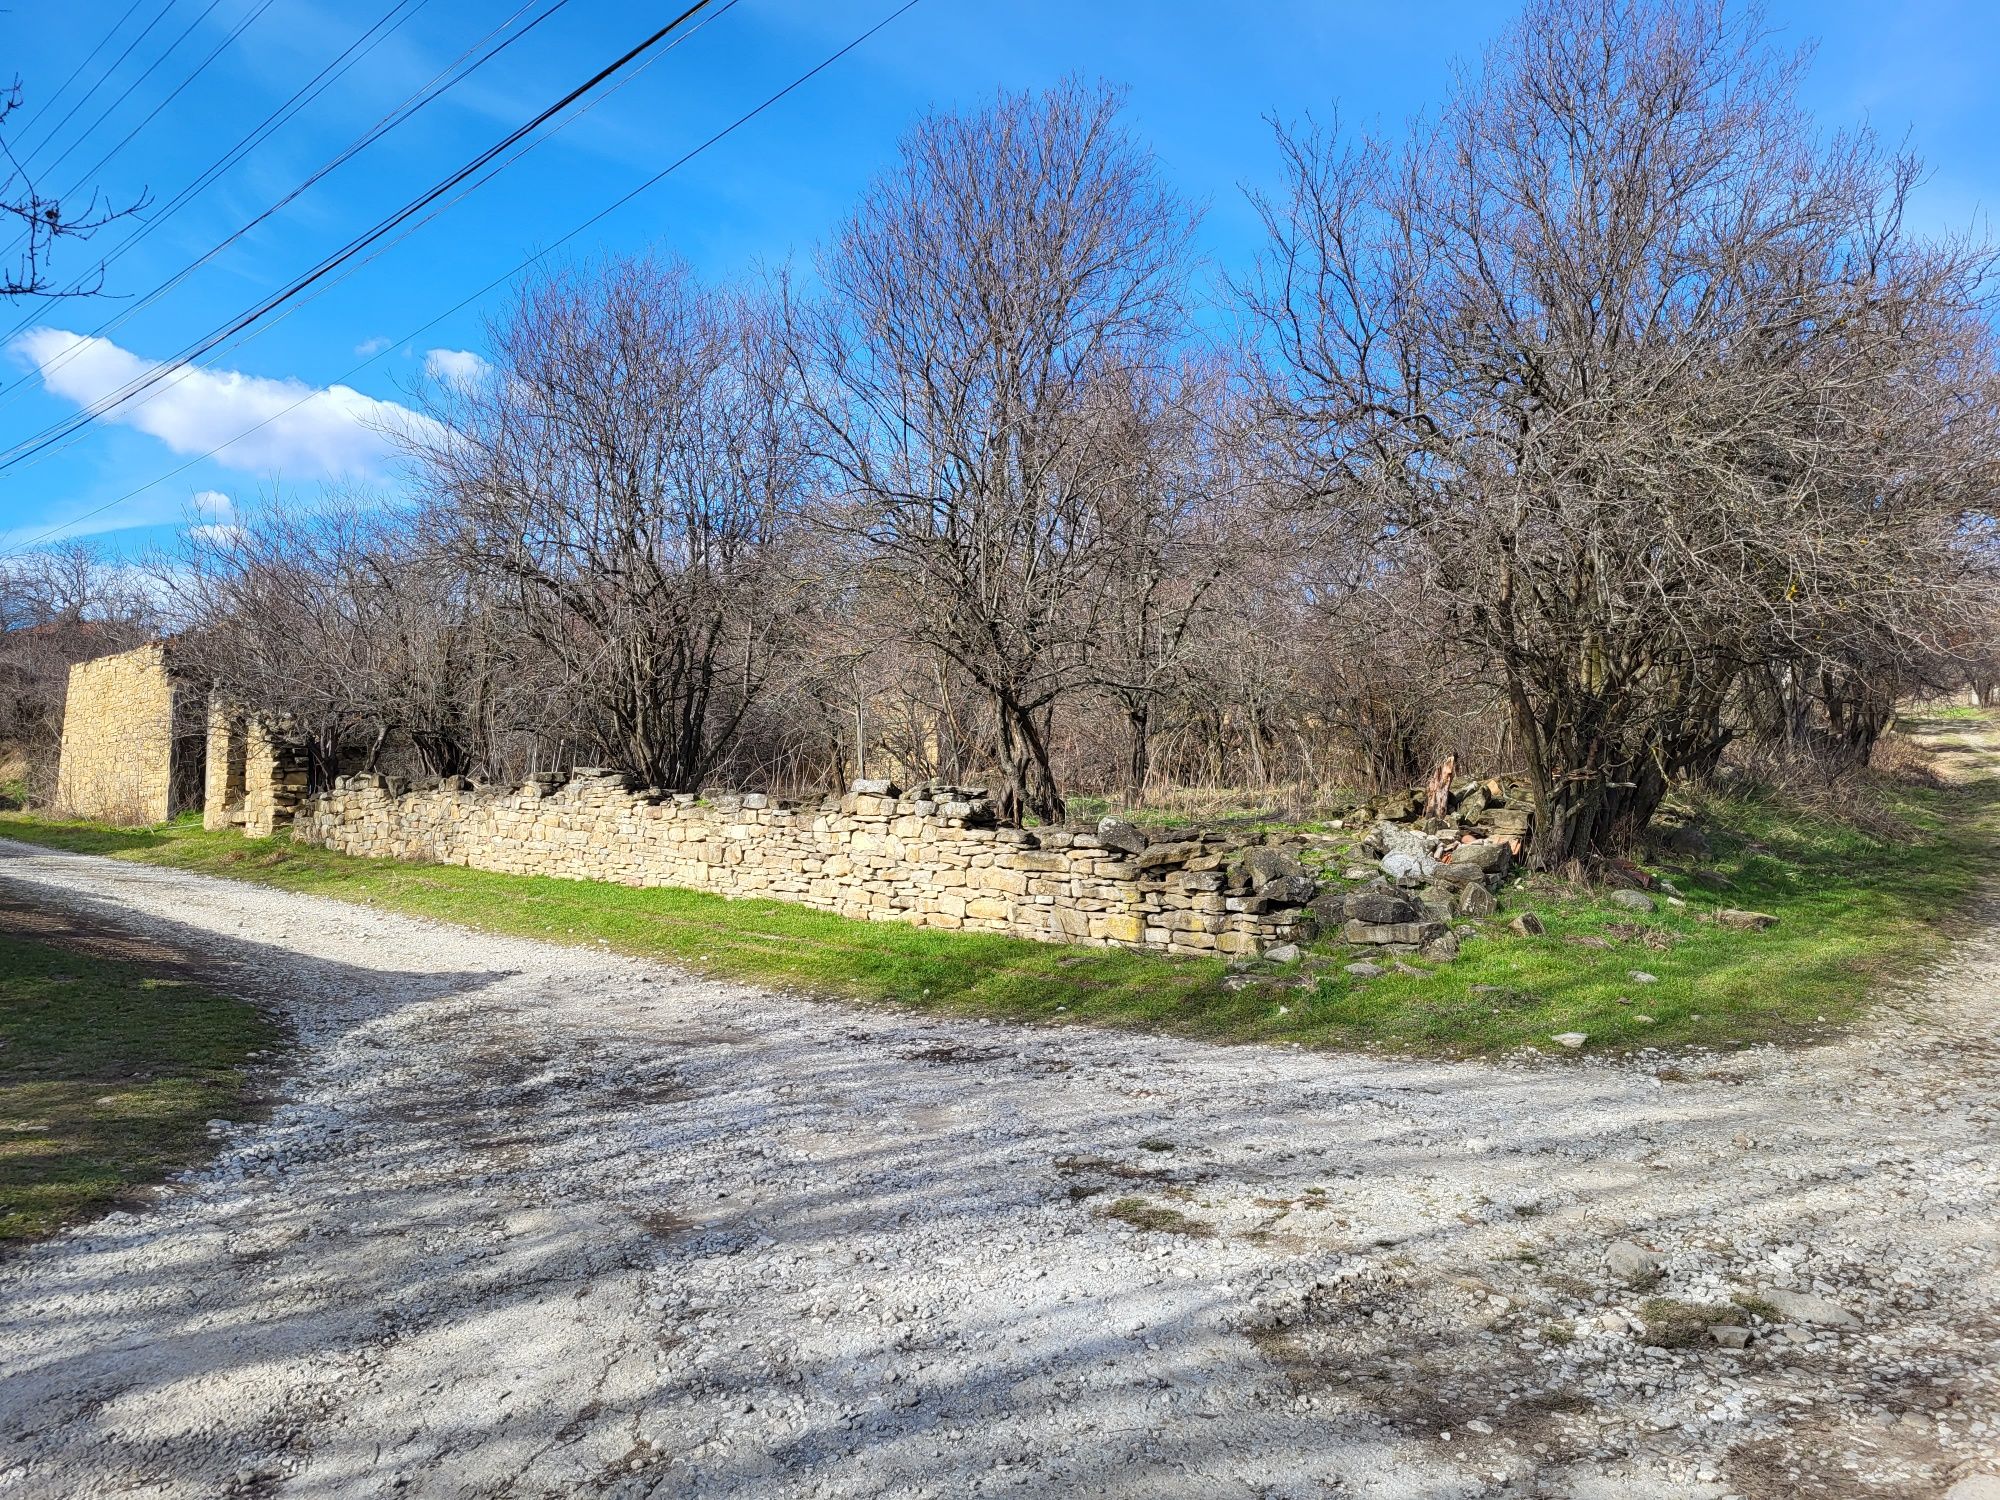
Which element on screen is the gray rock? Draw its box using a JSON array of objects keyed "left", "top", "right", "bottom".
[
  {"left": 1343, "top": 961, "right": 1386, "bottom": 978},
  {"left": 1446, "top": 839, "right": 1512, "bottom": 875},
  {"left": 1754, "top": 1286, "right": 1858, "bottom": 1328},
  {"left": 1944, "top": 1478, "right": 2000, "bottom": 1500},
  {"left": 1381, "top": 850, "right": 1440, "bottom": 882},
  {"left": 1345, "top": 919, "right": 1446, "bottom": 947},
  {"left": 1551, "top": 1032, "right": 1588, "bottom": 1049},
  {"left": 1095, "top": 818, "right": 1150, "bottom": 855},
  {"left": 1607, "top": 1239, "right": 1661, "bottom": 1280},
  {"left": 1420, "top": 930, "right": 1460, "bottom": 961},
  {"left": 1716, "top": 908, "right": 1778, "bottom": 931},
  {"left": 1236, "top": 847, "right": 1307, "bottom": 891},
  {"left": 850, "top": 778, "right": 899, "bottom": 796},
  {"left": 1258, "top": 873, "right": 1318, "bottom": 907},
  {"left": 1263, "top": 943, "right": 1302, "bottom": 964},
  {"left": 1609, "top": 889, "right": 1655, "bottom": 912},
  {"left": 1457, "top": 884, "right": 1498, "bottom": 918},
  {"left": 1628, "top": 970, "right": 1659, "bottom": 984},
  {"left": 1344, "top": 889, "right": 1421, "bottom": 925},
  {"left": 1709, "top": 1325, "right": 1752, "bottom": 1349},
  {"left": 1509, "top": 912, "right": 1546, "bottom": 937},
  {"left": 1134, "top": 841, "right": 1200, "bottom": 871}
]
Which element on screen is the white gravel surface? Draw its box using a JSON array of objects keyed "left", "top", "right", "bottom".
[{"left": 0, "top": 836, "right": 1994, "bottom": 1500}]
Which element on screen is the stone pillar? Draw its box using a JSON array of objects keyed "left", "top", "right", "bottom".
[
  {"left": 202, "top": 704, "right": 247, "bottom": 831},
  {"left": 242, "top": 719, "right": 309, "bottom": 837}
]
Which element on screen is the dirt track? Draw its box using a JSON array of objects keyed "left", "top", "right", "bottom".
[{"left": 0, "top": 786, "right": 1995, "bottom": 1498}]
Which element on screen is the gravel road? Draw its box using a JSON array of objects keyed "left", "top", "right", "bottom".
[{"left": 0, "top": 834, "right": 1994, "bottom": 1500}]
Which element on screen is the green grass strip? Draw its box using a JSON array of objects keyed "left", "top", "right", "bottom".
[
  {"left": 0, "top": 712, "right": 1988, "bottom": 1060},
  {"left": 0, "top": 930, "right": 278, "bottom": 1243}
]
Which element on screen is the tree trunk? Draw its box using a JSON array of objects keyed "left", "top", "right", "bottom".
[
  {"left": 1123, "top": 702, "right": 1150, "bottom": 806},
  {"left": 991, "top": 690, "right": 1065, "bottom": 826}
]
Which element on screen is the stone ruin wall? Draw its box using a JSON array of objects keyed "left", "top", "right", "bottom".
[
  {"left": 203, "top": 707, "right": 310, "bottom": 837},
  {"left": 292, "top": 772, "right": 1311, "bottom": 958},
  {"left": 54, "top": 643, "right": 181, "bottom": 825}
]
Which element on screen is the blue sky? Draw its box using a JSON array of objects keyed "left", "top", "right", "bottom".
[{"left": 1, "top": 0, "right": 1995, "bottom": 557}]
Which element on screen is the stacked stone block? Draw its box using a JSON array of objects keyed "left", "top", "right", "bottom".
[
  {"left": 291, "top": 772, "right": 1308, "bottom": 958},
  {"left": 203, "top": 704, "right": 310, "bottom": 837}
]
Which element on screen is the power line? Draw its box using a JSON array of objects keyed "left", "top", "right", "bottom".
[
  {"left": 9, "top": 0, "right": 179, "bottom": 173},
  {"left": 44, "top": 0, "right": 283, "bottom": 220},
  {"left": 0, "top": 0, "right": 679, "bottom": 472},
  {"left": 0, "top": 0, "right": 433, "bottom": 345},
  {"left": 0, "top": 0, "right": 710, "bottom": 471},
  {"left": 29, "top": 0, "right": 228, "bottom": 190},
  {"left": 0, "top": 0, "right": 552, "bottom": 389},
  {"left": 2, "top": 0, "right": 926, "bottom": 554},
  {"left": 2, "top": 0, "right": 148, "bottom": 167}
]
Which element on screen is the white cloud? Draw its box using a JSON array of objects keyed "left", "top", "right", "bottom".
[
  {"left": 423, "top": 346, "right": 490, "bottom": 393},
  {"left": 190, "top": 488, "right": 234, "bottom": 518},
  {"left": 354, "top": 335, "right": 393, "bottom": 358},
  {"left": 188, "top": 523, "right": 245, "bottom": 545},
  {"left": 9, "top": 328, "right": 436, "bottom": 479}
]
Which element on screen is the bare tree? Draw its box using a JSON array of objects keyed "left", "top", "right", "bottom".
[
  {"left": 1, "top": 78, "right": 147, "bottom": 298},
  {"left": 1248, "top": 0, "right": 2000, "bottom": 866},
  {"left": 790, "top": 79, "right": 1199, "bottom": 824},
  {"left": 409, "top": 257, "right": 809, "bottom": 790},
  {"left": 1085, "top": 356, "right": 1256, "bottom": 802}
]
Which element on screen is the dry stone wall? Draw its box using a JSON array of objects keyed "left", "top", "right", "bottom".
[
  {"left": 293, "top": 772, "right": 1310, "bottom": 957},
  {"left": 55, "top": 643, "right": 180, "bottom": 825}
]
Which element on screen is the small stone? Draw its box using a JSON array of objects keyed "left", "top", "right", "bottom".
[
  {"left": 1633, "top": 1014, "right": 1655, "bottom": 1025},
  {"left": 1509, "top": 912, "right": 1546, "bottom": 937},
  {"left": 1095, "top": 818, "right": 1150, "bottom": 855},
  {"left": 1344, "top": 961, "right": 1385, "bottom": 978},
  {"left": 1609, "top": 889, "right": 1655, "bottom": 912},
  {"left": 1628, "top": 970, "right": 1658, "bottom": 984},
  {"left": 1551, "top": 1032, "right": 1588, "bottom": 1049},
  {"left": 1263, "top": 942, "right": 1302, "bottom": 964},
  {"left": 1754, "top": 1286, "right": 1858, "bottom": 1327},
  {"left": 1709, "top": 1325, "right": 1752, "bottom": 1349},
  {"left": 1716, "top": 908, "right": 1778, "bottom": 931},
  {"left": 1457, "top": 883, "right": 1498, "bottom": 918},
  {"left": 1607, "top": 1239, "right": 1661, "bottom": 1281}
]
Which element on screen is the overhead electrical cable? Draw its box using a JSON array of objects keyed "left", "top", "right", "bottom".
[
  {"left": 29, "top": 0, "right": 223, "bottom": 188},
  {"left": 0, "top": 0, "right": 925, "bottom": 552},
  {"left": 0, "top": 0, "right": 721, "bottom": 474},
  {"left": 0, "top": 0, "right": 719, "bottom": 470},
  {"left": 0, "top": 0, "right": 433, "bottom": 343},
  {"left": 9, "top": 0, "right": 181, "bottom": 175},
  {"left": 1, "top": 0, "right": 148, "bottom": 170},
  {"left": 44, "top": 0, "right": 284, "bottom": 219},
  {"left": 0, "top": 0, "right": 557, "bottom": 385}
]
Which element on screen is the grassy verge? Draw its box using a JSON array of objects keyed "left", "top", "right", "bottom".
[
  {"left": 0, "top": 711, "right": 1988, "bottom": 1059},
  {"left": 0, "top": 929, "right": 278, "bottom": 1243}
]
